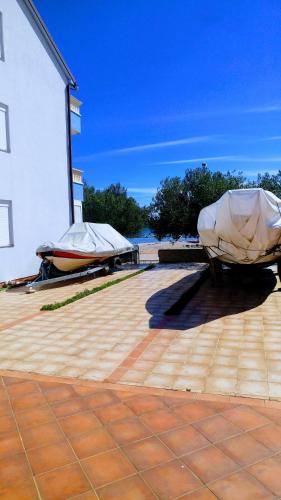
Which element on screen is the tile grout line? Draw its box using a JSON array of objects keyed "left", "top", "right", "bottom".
[
  {"left": 0, "top": 311, "right": 46, "bottom": 333},
  {"left": 2, "top": 376, "right": 281, "bottom": 499},
  {"left": 4, "top": 367, "right": 281, "bottom": 407},
  {"left": 104, "top": 315, "right": 172, "bottom": 383},
  {"left": 2, "top": 377, "right": 43, "bottom": 500}
]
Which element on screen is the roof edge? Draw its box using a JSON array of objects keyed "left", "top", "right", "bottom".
[{"left": 22, "top": 0, "right": 77, "bottom": 89}]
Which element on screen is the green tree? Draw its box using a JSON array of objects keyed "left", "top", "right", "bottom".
[
  {"left": 148, "top": 177, "right": 188, "bottom": 239},
  {"left": 182, "top": 166, "right": 245, "bottom": 234},
  {"left": 83, "top": 182, "right": 145, "bottom": 236},
  {"left": 247, "top": 170, "right": 281, "bottom": 197},
  {"left": 148, "top": 165, "right": 246, "bottom": 238}
]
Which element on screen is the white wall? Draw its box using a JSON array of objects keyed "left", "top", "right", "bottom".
[{"left": 0, "top": 0, "right": 72, "bottom": 281}]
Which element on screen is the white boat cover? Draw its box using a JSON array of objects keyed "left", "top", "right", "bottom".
[
  {"left": 37, "top": 223, "right": 134, "bottom": 257},
  {"left": 197, "top": 188, "right": 281, "bottom": 264}
]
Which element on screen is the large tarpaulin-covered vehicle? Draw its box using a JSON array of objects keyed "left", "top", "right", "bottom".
[
  {"left": 37, "top": 222, "right": 135, "bottom": 273},
  {"left": 198, "top": 189, "right": 281, "bottom": 269}
]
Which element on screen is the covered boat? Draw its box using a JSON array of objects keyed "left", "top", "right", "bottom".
[
  {"left": 197, "top": 188, "right": 281, "bottom": 265},
  {"left": 37, "top": 223, "right": 134, "bottom": 272}
]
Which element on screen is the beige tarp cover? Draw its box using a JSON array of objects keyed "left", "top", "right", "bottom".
[
  {"left": 197, "top": 188, "right": 281, "bottom": 264},
  {"left": 37, "top": 223, "right": 133, "bottom": 257}
]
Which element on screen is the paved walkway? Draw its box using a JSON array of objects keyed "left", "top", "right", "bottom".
[
  {"left": 0, "top": 265, "right": 281, "bottom": 401},
  {"left": 1, "top": 371, "right": 281, "bottom": 499},
  {"left": 0, "top": 268, "right": 136, "bottom": 329}
]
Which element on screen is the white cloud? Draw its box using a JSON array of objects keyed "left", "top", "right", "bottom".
[
  {"left": 260, "top": 135, "right": 281, "bottom": 141},
  {"left": 152, "top": 155, "right": 281, "bottom": 166},
  {"left": 244, "top": 104, "right": 281, "bottom": 114},
  {"left": 74, "top": 135, "right": 218, "bottom": 163}
]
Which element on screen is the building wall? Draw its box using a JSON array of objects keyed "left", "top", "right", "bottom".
[
  {"left": 73, "top": 182, "right": 83, "bottom": 202},
  {"left": 0, "top": 0, "right": 72, "bottom": 281}
]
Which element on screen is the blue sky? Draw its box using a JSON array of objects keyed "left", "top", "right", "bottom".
[{"left": 35, "top": 0, "right": 281, "bottom": 206}]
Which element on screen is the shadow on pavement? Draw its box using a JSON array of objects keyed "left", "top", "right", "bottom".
[{"left": 146, "top": 266, "right": 277, "bottom": 330}]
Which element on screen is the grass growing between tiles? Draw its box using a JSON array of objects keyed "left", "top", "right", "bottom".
[{"left": 41, "top": 264, "right": 155, "bottom": 311}]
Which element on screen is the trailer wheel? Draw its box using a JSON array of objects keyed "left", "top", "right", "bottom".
[
  {"left": 112, "top": 257, "right": 122, "bottom": 269},
  {"left": 101, "top": 264, "right": 112, "bottom": 276}
]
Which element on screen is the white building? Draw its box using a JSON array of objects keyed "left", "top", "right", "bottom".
[{"left": 0, "top": 0, "right": 79, "bottom": 283}]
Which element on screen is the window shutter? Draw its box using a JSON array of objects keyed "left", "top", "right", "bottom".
[
  {"left": 0, "top": 202, "right": 11, "bottom": 246},
  {"left": 0, "top": 106, "right": 7, "bottom": 151}
]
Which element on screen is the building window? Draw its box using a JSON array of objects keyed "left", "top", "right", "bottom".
[
  {"left": 0, "top": 200, "right": 13, "bottom": 248},
  {"left": 0, "top": 104, "right": 10, "bottom": 152},
  {"left": 0, "top": 12, "right": 4, "bottom": 61}
]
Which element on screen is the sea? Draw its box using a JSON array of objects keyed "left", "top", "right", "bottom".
[{"left": 127, "top": 227, "right": 196, "bottom": 245}]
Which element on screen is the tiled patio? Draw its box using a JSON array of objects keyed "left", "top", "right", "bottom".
[
  {"left": 0, "top": 264, "right": 281, "bottom": 401},
  {"left": 0, "top": 268, "right": 136, "bottom": 329},
  {"left": 1, "top": 371, "right": 281, "bottom": 499}
]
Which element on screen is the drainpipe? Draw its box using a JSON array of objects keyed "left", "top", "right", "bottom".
[{"left": 66, "top": 84, "right": 75, "bottom": 225}]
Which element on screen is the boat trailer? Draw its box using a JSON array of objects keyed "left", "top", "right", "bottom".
[{"left": 25, "top": 246, "right": 139, "bottom": 291}]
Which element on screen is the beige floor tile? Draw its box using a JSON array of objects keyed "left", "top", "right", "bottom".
[
  {"left": 237, "top": 380, "right": 269, "bottom": 399},
  {"left": 205, "top": 377, "right": 237, "bottom": 395}
]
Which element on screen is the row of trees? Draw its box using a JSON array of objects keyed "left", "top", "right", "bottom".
[
  {"left": 83, "top": 166, "right": 281, "bottom": 239},
  {"left": 83, "top": 183, "right": 147, "bottom": 236}
]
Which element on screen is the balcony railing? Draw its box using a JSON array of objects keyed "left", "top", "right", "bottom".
[
  {"left": 70, "top": 96, "right": 82, "bottom": 135},
  {"left": 70, "top": 96, "right": 82, "bottom": 116},
  {"left": 72, "top": 168, "right": 83, "bottom": 184}
]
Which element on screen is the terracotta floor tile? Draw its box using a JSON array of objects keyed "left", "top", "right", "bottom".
[
  {"left": 160, "top": 424, "right": 209, "bottom": 456},
  {"left": 10, "top": 392, "right": 47, "bottom": 413},
  {"left": 52, "top": 398, "right": 88, "bottom": 418},
  {"left": 94, "top": 402, "right": 134, "bottom": 424},
  {"left": 7, "top": 381, "right": 40, "bottom": 398},
  {"left": 247, "top": 456, "right": 281, "bottom": 496},
  {"left": 69, "top": 492, "right": 98, "bottom": 500},
  {"left": 193, "top": 415, "right": 241, "bottom": 443},
  {"left": 255, "top": 406, "right": 281, "bottom": 421},
  {"left": 70, "top": 492, "right": 98, "bottom": 500},
  {"left": 173, "top": 402, "right": 217, "bottom": 423},
  {"left": 142, "top": 459, "right": 202, "bottom": 499},
  {"left": 59, "top": 411, "right": 101, "bottom": 437},
  {"left": 73, "top": 385, "right": 102, "bottom": 397},
  {"left": 182, "top": 445, "right": 239, "bottom": 483},
  {"left": 35, "top": 462, "right": 90, "bottom": 500},
  {"left": 140, "top": 408, "right": 184, "bottom": 433},
  {"left": 27, "top": 440, "right": 76, "bottom": 475},
  {"left": 96, "top": 474, "right": 155, "bottom": 500},
  {"left": 0, "top": 452, "right": 32, "bottom": 487},
  {"left": 0, "top": 400, "right": 12, "bottom": 417},
  {"left": 39, "top": 380, "right": 66, "bottom": 391},
  {"left": 107, "top": 417, "right": 152, "bottom": 445},
  {"left": 125, "top": 394, "right": 166, "bottom": 415},
  {"left": 217, "top": 433, "right": 272, "bottom": 467},
  {"left": 223, "top": 405, "right": 271, "bottom": 430},
  {"left": 3, "top": 376, "right": 30, "bottom": 386},
  {"left": 44, "top": 384, "right": 77, "bottom": 404},
  {"left": 160, "top": 395, "right": 187, "bottom": 408},
  {"left": 15, "top": 405, "right": 55, "bottom": 430},
  {"left": 84, "top": 390, "right": 118, "bottom": 410},
  {"left": 82, "top": 448, "right": 135, "bottom": 488},
  {"left": 180, "top": 487, "right": 218, "bottom": 499},
  {"left": 0, "top": 432, "right": 23, "bottom": 459},
  {"left": 20, "top": 421, "right": 64, "bottom": 450},
  {"left": 123, "top": 436, "right": 174, "bottom": 470},
  {"left": 0, "top": 413, "right": 17, "bottom": 434},
  {"left": 209, "top": 469, "right": 273, "bottom": 500},
  {"left": 250, "top": 423, "right": 281, "bottom": 452},
  {"left": 69, "top": 428, "right": 116, "bottom": 459},
  {"left": 0, "top": 478, "right": 39, "bottom": 500}
]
